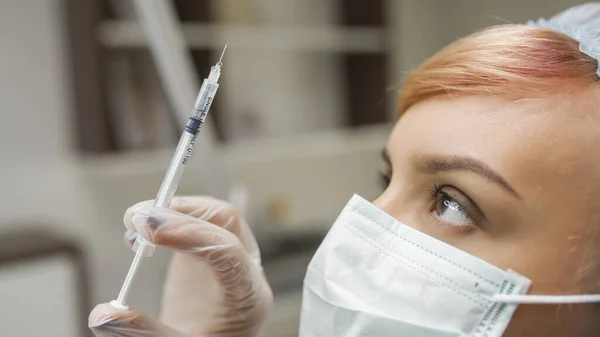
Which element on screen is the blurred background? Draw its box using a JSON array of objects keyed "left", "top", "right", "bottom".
[{"left": 0, "top": 0, "right": 589, "bottom": 336}]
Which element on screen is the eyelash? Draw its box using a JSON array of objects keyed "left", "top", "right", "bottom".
[
  {"left": 378, "top": 167, "right": 477, "bottom": 230},
  {"left": 427, "top": 183, "right": 445, "bottom": 202},
  {"left": 428, "top": 184, "right": 476, "bottom": 230},
  {"left": 379, "top": 171, "right": 392, "bottom": 189}
]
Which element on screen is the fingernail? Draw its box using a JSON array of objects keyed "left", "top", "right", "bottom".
[
  {"left": 124, "top": 230, "right": 138, "bottom": 246},
  {"left": 132, "top": 214, "right": 165, "bottom": 235},
  {"left": 147, "top": 216, "right": 162, "bottom": 230},
  {"left": 96, "top": 320, "right": 121, "bottom": 329},
  {"left": 89, "top": 305, "right": 121, "bottom": 328}
]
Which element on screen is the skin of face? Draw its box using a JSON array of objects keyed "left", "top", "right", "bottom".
[{"left": 373, "top": 89, "right": 600, "bottom": 336}]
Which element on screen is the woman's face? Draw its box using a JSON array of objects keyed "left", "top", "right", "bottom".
[{"left": 374, "top": 93, "right": 600, "bottom": 336}]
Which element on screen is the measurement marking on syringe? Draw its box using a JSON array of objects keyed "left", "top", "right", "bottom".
[
  {"left": 182, "top": 134, "right": 197, "bottom": 165},
  {"left": 200, "top": 96, "right": 213, "bottom": 115}
]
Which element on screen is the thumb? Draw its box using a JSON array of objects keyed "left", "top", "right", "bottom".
[{"left": 89, "top": 303, "right": 185, "bottom": 337}]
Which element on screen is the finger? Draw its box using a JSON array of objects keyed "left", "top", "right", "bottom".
[
  {"left": 132, "top": 207, "right": 239, "bottom": 256},
  {"left": 170, "top": 196, "right": 261, "bottom": 262},
  {"left": 131, "top": 209, "right": 274, "bottom": 333},
  {"left": 125, "top": 197, "right": 242, "bottom": 237},
  {"left": 170, "top": 196, "right": 238, "bottom": 232},
  {"left": 132, "top": 216, "right": 273, "bottom": 328},
  {"left": 123, "top": 230, "right": 138, "bottom": 249},
  {"left": 123, "top": 200, "right": 155, "bottom": 232},
  {"left": 131, "top": 209, "right": 263, "bottom": 292},
  {"left": 89, "top": 303, "right": 185, "bottom": 337},
  {"left": 124, "top": 197, "right": 261, "bottom": 262}
]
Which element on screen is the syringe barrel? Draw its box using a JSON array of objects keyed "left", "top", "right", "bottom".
[
  {"left": 153, "top": 78, "right": 219, "bottom": 209},
  {"left": 191, "top": 79, "right": 219, "bottom": 121},
  {"left": 154, "top": 131, "right": 196, "bottom": 208}
]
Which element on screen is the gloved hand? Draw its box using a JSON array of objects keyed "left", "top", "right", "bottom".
[{"left": 89, "top": 196, "right": 273, "bottom": 336}]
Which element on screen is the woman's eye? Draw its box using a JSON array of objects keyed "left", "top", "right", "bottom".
[
  {"left": 429, "top": 185, "right": 479, "bottom": 229},
  {"left": 436, "top": 196, "right": 471, "bottom": 225},
  {"left": 379, "top": 159, "right": 393, "bottom": 190},
  {"left": 379, "top": 150, "right": 393, "bottom": 190},
  {"left": 379, "top": 171, "right": 392, "bottom": 189}
]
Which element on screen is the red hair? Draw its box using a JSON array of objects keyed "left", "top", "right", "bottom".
[{"left": 398, "top": 25, "right": 599, "bottom": 114}]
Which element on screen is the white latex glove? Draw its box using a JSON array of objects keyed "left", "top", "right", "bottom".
[{"left": 89, "top": 196, "right": 273, "bottom": 336}]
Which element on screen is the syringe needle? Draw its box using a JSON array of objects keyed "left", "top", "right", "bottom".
[{"left": 218, "top": 42, "right": 228, "bottom": 64}]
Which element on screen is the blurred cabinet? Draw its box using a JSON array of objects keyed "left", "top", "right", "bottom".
[
  {"left": 65, "top": 0, "right": 590, "bottom": 154},
  {"left": 67, "top": 0, "right": 388, "bottom": 153}
]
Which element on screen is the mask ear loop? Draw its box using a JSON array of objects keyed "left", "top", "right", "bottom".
[{"left": 493, "top": 294, "right": 600, "bottom": 304}]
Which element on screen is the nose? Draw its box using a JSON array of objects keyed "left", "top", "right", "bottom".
[
  {"left": 372, "top": 195, "right": 384, "bottom": 208},
  {"left": 370, "top": 189, "right": 420, "bottom": 231},
  {"left": 371, "top": 191, "right": 395, "bottom": 216}
]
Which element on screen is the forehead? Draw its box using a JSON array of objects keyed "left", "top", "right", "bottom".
[{"left": 389, "top": 92, "right": 600, "bottom": 212}]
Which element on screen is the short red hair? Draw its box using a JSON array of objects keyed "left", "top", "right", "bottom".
[{"left": 398, "top": 25, "right": 599, "bottom": 114}]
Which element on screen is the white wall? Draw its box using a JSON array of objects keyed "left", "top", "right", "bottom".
[
  {"left": 0, "top": 0, "right": 93, "bottom": 232},
  {"left": 0, "top": 0, "right": 72, "bottom": 160},
  {"left": 0, "top": 1, "right": 100, "bottom": 335}
]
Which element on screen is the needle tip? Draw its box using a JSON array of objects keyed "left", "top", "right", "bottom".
[{"left": 219, "top": 42, "right": 228, "bottom": 63}]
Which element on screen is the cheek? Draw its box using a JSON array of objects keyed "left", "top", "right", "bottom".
[
  {"left": 522, "top": 227, "right": 599, "bottom": 294},
  {"left": 504, "top": 303, "right": 599, "bottom": 337}
]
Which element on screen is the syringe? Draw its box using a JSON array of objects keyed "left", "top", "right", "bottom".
[{"left": 110, "top": 44, "right": 227, "bottom": 310}]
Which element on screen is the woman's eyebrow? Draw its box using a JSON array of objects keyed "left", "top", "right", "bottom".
[{"left": 412, "top": 154, "right": 520, "bottom": 198}]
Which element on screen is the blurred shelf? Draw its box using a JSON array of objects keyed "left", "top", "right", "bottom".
[
  {"left": 81, "top": 124, "right": 390, "bottom": 176},
  {"left": 98, "top": 21, "right": 387, "bottom": 52},
  {"left": 80, "top": 124, "right": 391, "bottom": 234}
]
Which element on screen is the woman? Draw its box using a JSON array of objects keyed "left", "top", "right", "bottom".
[{"left": 89, "top": 3, "right": 600, "bottom": 336}]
